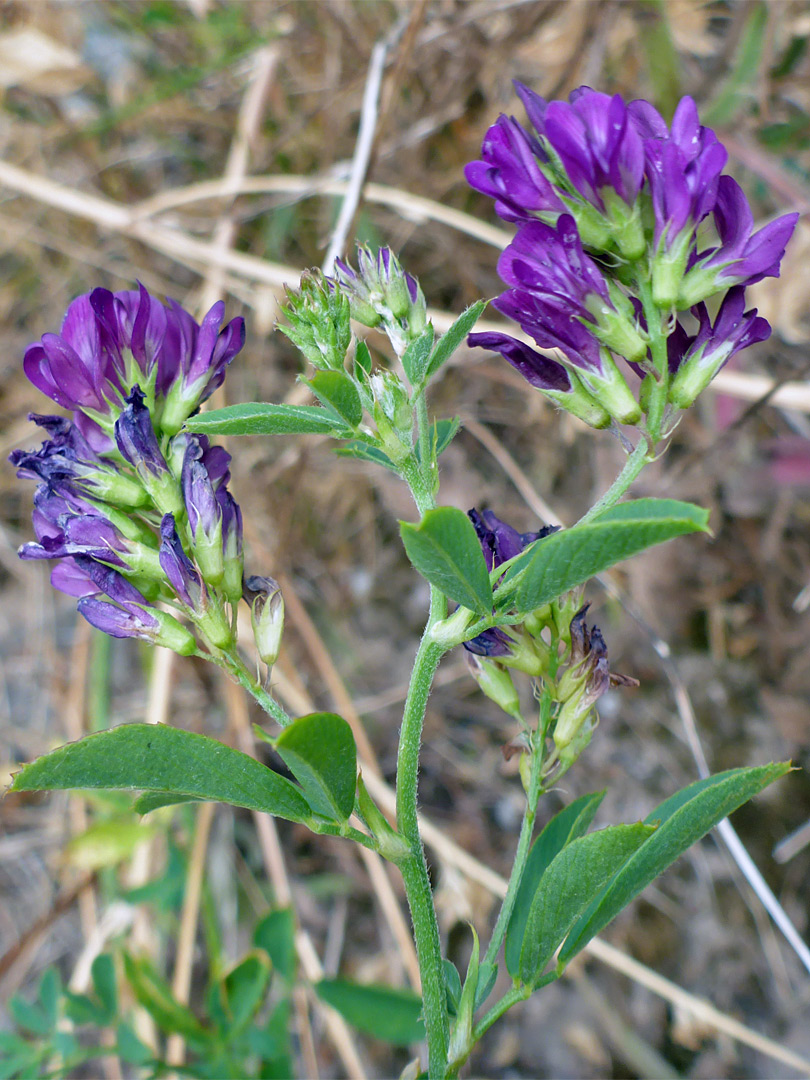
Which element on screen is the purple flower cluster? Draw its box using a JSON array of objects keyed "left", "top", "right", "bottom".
[
  {"left": 467, "top": 85, "right": 798, "bottom": 422},
  {"left": 463, "top": 508, "right": 556, "bottom": 665},
  {"left": 12, "top": 286, "right": 245, "bottom": 651}
]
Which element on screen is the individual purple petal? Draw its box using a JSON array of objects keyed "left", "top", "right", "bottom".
[
  {"left": 468, "top": 331, "right": 572, "bottom": 392},
  {"left": 114, "top": 385, "right": 171, "bottom": 482},
  {"left": 159, "top": 513, "right": 204, "bottom": 610},
  {"left": 50, "top": 558, "right": 100, "bottom": 598},
  {"left": 463, "top": 626, "right": 515, "bottom": 658},
  {"left": 77, "top": 596, "right": 160, "bottom": 639}
]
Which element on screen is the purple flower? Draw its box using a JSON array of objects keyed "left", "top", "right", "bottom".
[
  {"left": 72, "top": 555, "right": 161, "bottom": 640},
  {"left": 632, "top": 96, "right": 727, "bottom": 250},
  {"left": 463, "top": 626, "right": 515, "bottom": 659},
  {"left": 71, "top": 554, "right": 196, "bottom": 653},
  {"left": 473, "top": 216, "right": 646, "bottom": 423},
  {"left": 159, "top": 514, "right": 206, "bottom": 611},
  {"left": 678, "top": 176, "right": 799, "bottom": 306},
  {"left": 18, "top": 507, "right": 162, "bottom": 580},
  {"left": 181, "top": 436, "right": 226, "bottom": 585},
  {"left": 115, "top": 386, "right": 168, "bottom": 476},
  {"left": 516, "top": 83, "right": 646, "bottom": 209},
  {"left": 668, "top": 286, "right": 771, "bottom": 407},
  {"left": 464, "top": 114, "right": 564, "bottom": 224},
  {"left": 23, "top": 284, "right": 244, "bottom": 437},
  {"left": 468, "top": 508, "right": 555, "bottom": 572},
  {"left": 114, "top": 386, "right": 182, "bottom": 515}
]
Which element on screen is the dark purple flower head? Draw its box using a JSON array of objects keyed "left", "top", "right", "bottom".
[
  {"left": 668, "top": 286, "right": 771, "bottom": 408},
  {"left": 464, "top": 114, "right": 564, "bottom": 224},
  {"left": 522, "top": 84, "right": 646, "bottom": 209},
  {"left": 468, "top": 507, "right": 556, "bottom": 573},
  {"left": 23, "top": 284, "right": 244, "bottom": 437},
  {"left": 159, "top": 513, "right": 205, "bottom": 611}
]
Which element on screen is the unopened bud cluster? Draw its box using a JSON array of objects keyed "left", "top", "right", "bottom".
[
  {"left": 467, "top": 87, "right": 797, "bottom": 429},
  {"left": 12, "top": 285, "right": 281, "bottom": 668},
  {"left": 333, "top": 246, "right": 427, "bottom": 358}
]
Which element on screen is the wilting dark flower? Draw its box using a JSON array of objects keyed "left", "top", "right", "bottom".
[
  {"left": 668, "top": 286, "right": 770, "bottom": 408},
  {"left": 462, "top": 509, "right": 557, "bottom": 674},
  {"left": 555, "top": 605, "right": 637, "bottom": 763},
  {"left": 10, "top": 414, "right": 147, "bottom": 509},
  {"left": 468, "top": 507, "right": 555, "bottom": 571},
  {"left": 678, "top": 176, "right": 799, "bottom": 307}
]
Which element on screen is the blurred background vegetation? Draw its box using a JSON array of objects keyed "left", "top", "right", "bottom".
[{"left": 1, "top": 1, "right": 810, "bottom": 1077}]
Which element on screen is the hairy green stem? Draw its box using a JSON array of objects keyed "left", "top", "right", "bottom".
[
  {"left": 205, "top": 648, "right": 292, "bottom": 728},
  {"left": 396, "top": 443, "right": 452, "bottom": 1077},
  {"left": 482, "top": 730, "right": 545, "bottom": 969},
  {"left": 397, "top": 585, "right": 449, "bottom": 1078},
  {"left": 576, "top": 437, "right": 650, "bottom": 525}
]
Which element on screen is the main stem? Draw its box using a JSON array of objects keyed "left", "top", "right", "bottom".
[
  {"left": 397, "top": 447, "right": 450, "bottom": 1078},
  {"left": 482, "top": 730, "right": 544, "bottom": 970}
]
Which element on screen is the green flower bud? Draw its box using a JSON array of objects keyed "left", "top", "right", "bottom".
[
  {"left": 244, "top": 575, "right": 284, "bottom": 668},
  {"left": 465, "top": 653, "right": 522, "bottom": 722}
]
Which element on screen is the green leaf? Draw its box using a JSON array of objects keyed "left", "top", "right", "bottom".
[
  {"left": 275, "top": 713, "right": 357, "bottom": 822},
  {"left": 519, "top": 822, "right": 656, "bottom": 985},
  {"left": 400, "top": 506, "right": 493, "bottom": 614},
  {"left": 314, "top": 979, "right": 425, "bottom": 1046},
  {"left": 401, "top": 325, "right": 435, "bottom": 385},
  {"left": 254, "top": 908, "right": 297, "bottom": 981},
  {"left": 443, "top": 959, "right": 462, "bottom": 1015},
  {"left": 498, "top": 498, "right": 710, "bottom": 614},
  {"left": 91, "top": 954, "right": 117, "bottom": 1023},
  {"left": 306, "top": 370, "right": 363, "bottom": 428},
  {"left": 423, "top": 300, "right": 486, "bottom": 382},
  {"left": 558, "top": 762, "right": 791, "bottom": 966},
  {"left": 116, "top": 1022, "right": 153, "bottom": 1066},
  {"left": 505, "top": 791, "right": 605, "bottom": 977},
  {"left": 354, "top": 339, "right": 373, "bottom": 378},
  {"left": 335, "top": 440, "right": 397, "bottom": 472},
  {"left": 211, "top": 953, "right": 271, "bottom": 1038},
  {"left": 474, "top": 961, "right": 498, "bottom": 1010},
  {"left": 123, "top": 953, "right": 208, "bottom": 1045},
  {"left": 9, "top": 724, "right": 312, "bottom": 824},
  {"left": 65, "top": 819, "right": 158, "bottom": 870},
  {"left": 185, "top": 402, "right": 349, "bottom": 437},
  {"left": 134, "top": 791, "right": 200, "bottom": 814},
  {"left": 414, "top": 417, "right": 461, "bottom": 465},
  {"left": 592, "top": 497, "right": 710, "bottom": 527}
]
